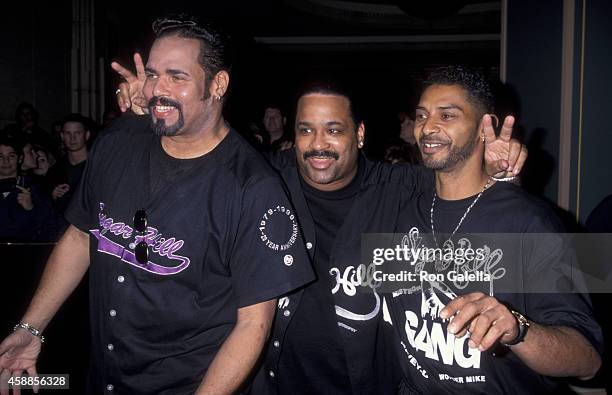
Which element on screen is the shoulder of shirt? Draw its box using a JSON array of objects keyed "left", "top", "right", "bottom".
[
  {"left": 361, "top": 157, "right": 392, "bottom": 184},
  {"left": 268, "top": 148, "right": 297, "bottom": 172},
  {"left": 487, "top": 182, "right": 565, "bottom": 231},
  {"left": 360, "top": 157, "right": 428, "bottom": 187},
  {"left": 91, "top": 114, "right": 151, "bottom": 150},
  {"left": 220, "top": 129, "right": 284, "bottom": 190}
]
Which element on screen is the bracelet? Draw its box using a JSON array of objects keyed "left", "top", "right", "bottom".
[
  {"left": 13, "top": 322, "right": 45, "bottom": 343},
  {"left": 492, "top": 175, "right": 517, "bottom": 182}
]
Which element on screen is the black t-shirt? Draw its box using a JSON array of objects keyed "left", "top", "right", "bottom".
[
  {"left": 66, "top": 115, "right": 314, "bottom": 394},
  {"left": 387, "top": 181, "right": 603, "bottom": 395},
  {"left": 277, "top": 160, "right": 363, "bottom": 393},
  {"left": 46, "top": 157, "right": 87, "bottom": 213},
  {"left": 149, "top": 140, "right": 206, "bottom": 197}
]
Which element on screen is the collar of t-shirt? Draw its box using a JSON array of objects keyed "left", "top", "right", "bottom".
[
  {"left": 428, "top": 182, "right": 499, "bottom": 234},
  {"left": 148, "top": 132, "right": 233, "bottom": 198}
]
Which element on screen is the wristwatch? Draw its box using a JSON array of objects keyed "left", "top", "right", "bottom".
[{"left": 502, "top": 310, "right": 530, "bottom": 346}]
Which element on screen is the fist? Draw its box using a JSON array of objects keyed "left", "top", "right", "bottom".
[
  {"left": 52, "top": 184, "right": 70, "bottom": 200},
  {"left": 16, "top": 186, "right": 33, "bottom": 211}
]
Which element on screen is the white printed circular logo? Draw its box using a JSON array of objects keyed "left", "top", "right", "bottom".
[
  {"left": 259, "top": 206, "right": 299, "bottom": 252},
  {"left": 284, "top": 255, "right": 293, "bottom": 266}
]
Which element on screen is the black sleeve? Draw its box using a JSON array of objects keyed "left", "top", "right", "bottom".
[
  {"left": 229, "top": 176, "right": 314, "bottom": 307},
  {"left": 523, "top": 213, "right": 604, "bottom": 356},
  {"left": 266, "top": 148, "right": 295, "bottom": 171},
  {"left": 368, "top": 161, "right": 434, "bottom": 198},
  {"left": 65, "top": 115, "right": 149, "bottom": 232}
]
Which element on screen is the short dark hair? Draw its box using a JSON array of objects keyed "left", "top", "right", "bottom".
[
  {"left": 262, "top": 101, "right": 286, "bottom": 118},
  {"left": 423, "top": 65, "right": 494, "bottom": 118},
  {"left": 61, "top": 113, "right": 91, "bottom": 131},
  {"left": 0, "top": 136, "right": 23, "bottom": 158},
  {"left": 296, "top": 79, "right": 363, "bottom": 128},
  {"left": 152, "top": 14, "right": 233, "bottom": 80}
]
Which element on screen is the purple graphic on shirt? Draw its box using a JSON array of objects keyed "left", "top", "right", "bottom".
[{"left": 91, "top": 202, "right": 191, "bottom": 275}]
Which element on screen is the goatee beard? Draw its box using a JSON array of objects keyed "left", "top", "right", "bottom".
[
  {"left": 421, "top": 134, "right": 479, "bottom": 171},
  {"left": 148, "top": 96, "right": 185, "bottom": 136}
]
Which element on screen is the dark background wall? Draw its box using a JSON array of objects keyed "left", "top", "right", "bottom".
[
  {"left": 505, "top": 0, "right": 563, "bottom": 203},
  {"left": 577, "top": 0, "right": 612, "bottom": 222},
  {"left": 505, "top": 0, "right": 612, "bottom": 223},
  {"left": 0, "top": 2, "right": 72, "bottom": 130}
]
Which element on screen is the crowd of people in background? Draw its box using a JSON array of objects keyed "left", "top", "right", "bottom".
[{"left": 0, "top": 104, "right": 102, "bottom": 242}]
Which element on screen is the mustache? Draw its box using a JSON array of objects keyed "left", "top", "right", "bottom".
[
  {"left": 419, "top": 136, "right": 450, "bottom": 145},
  {"left": 148, "top": 96, "right": 183, "bottom": 111},
  {"left": 303, "top": 150, "right": 339, "bottom": 160}
]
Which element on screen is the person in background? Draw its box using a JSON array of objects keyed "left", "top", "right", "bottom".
[
  {"left": 4, "top": 102, "right": 54, "bottom": 152},
  {"left": 19, "top": 140, "right": 38, "bottom": 175},
  {"left": 384, "top": 140, "right": 416, "bottom": 164},
  {"left": 0, "top": 137, "right": 56, "bottom": 242},
  {"left": 262, "top": 104, "right": 290, "bottom": 150},
  {"left": 32, "top": 145, "right": 55, "bottom": 178},
  {"left": 46, "top": 113, "right": 91, "bottom": 215}
]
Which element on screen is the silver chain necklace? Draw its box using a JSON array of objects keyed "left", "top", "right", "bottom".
[{"left": 430, "top": 177, "right": 493, "bottom": 247}]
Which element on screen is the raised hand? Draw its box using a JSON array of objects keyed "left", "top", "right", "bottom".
[
  {"left": 111, "top": 53, "right": 147, "bottom": 115},
  {"left": 482, "top": 114, "right": 527, "bottom": 178},
  {"left": 15, "top": 187, "right": 33, "bottom": 211}
]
